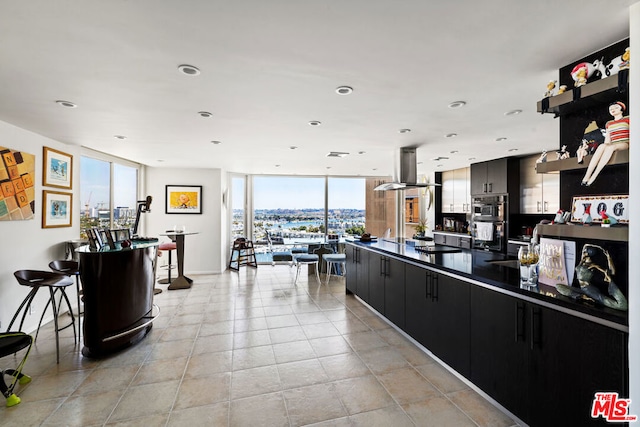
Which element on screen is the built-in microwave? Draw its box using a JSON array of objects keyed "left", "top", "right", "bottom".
[{"left": 472, "top": 195, "right": 506, "bottom": 220}]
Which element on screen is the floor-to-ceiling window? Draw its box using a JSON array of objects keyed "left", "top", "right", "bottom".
[
  {"left": 231, "top": 175, "right": 246, "bottom": 241},
  {"left": 80, "top": 152, "right": 139, "bottom": 237},
  {"left": 328, "top": 178, "right": 366, "bottom": 236}
]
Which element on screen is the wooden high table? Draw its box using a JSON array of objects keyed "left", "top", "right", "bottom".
[{"left": 159, "top": 231, "right": 199, "bottom": 290}]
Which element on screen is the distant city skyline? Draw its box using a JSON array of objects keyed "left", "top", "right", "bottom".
[{"left": 234, "top": 176, "right": 366, "bottom": 210}]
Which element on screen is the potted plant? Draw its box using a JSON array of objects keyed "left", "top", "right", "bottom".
[
  {"left": 601, "top": 218, "right": 611, "bottom": 228},
  {"left": 414, "top": 218, "right": 429, "bottom": 236}
]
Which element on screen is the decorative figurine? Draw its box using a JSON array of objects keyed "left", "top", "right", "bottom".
[
  {"left": 600, "top": 211, "right": 618, "bottom": 225},
  {"left": 619, "top": 47, "right": 630, "bottom": 70},
  {"left": 553, "top": 209, "right": 570, "bottom": 224},
  {"left": 557, "top": 85, "right": 567, "bottom": 95},
  {"left": 536, "top": 150, "right": 548, "bottom": 163},
  {"left": 576, "top": 139, "right": 589, "bottom": 164},
  {"left": 582, "top": 101, "right": 629, "bottom": 186},
  {"left": 544, "top": 80, "right": 557, "bottom": 98},
  {"left": 582, "top": 202, "right": 592, "bottom": 224},
  {"left": 571, "top": 62, "right": 595, "bottom": 87},
  {"left": 556, "top": 145, "right": 570, "bottom": 160},
  {"left": 555, "top": 244, "right": 628, "bottom": 311}
]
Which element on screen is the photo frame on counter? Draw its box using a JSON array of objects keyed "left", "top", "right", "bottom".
[
  {"left": 570, "top": 194, "right": 629, "bottom": 224},
  {"left": 43, "top": 146, "right": 73, "bottom": 189},
  {"left": 165, "top": 185, "right": 202, "bottom": 214},
  {"left": 42, "top": 190, "right": 72, "bottom": 228}
]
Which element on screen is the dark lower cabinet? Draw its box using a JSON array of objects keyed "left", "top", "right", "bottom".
[
  {"left": 368, "top": 252, "right": 405, "bottom": 328},
  {"left": 405, "top": 264, "right": 470, "bottom": 377},
  {"left": 470, "top": 286, "right": 628, "bottom": 427},
  {"left": 345, "top": 245, "right": 369, "bottom": 300}
]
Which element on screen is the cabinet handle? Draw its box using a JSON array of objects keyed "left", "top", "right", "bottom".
[
  {"left": 537, "top": 201, "right": 542, "bottom": 213},
  {"left": 385, "top": 258, "right": 390, "bottom": 277},
  {"left": 425, "top": 272, "right": 432, "bottom": 300},
  {"left": 379, "top": 257, "right": 385, "bottom": 276},
  {"left": 488, "top": 183, "right": 493, "bottom": 193},
  {"left": 355, "top": 248, "right": 359, "bottom": 264},
  {"left": 531, "top": 307, "right": 541, "bottom": 350},
  {"left": 450, "top": 204, "right": 454, "bottom": 212},
  {"left": 515, "top": 301, "right": 525, "bottom": 342},
  {"left": 432, "top": 274, "right": 439, "bottom": 302},
  {"left": 483, "top": 183, "right": 487, "bottom": 193},
  {"left": 544, "top": 201, "right": 549, "bottom": 212}
]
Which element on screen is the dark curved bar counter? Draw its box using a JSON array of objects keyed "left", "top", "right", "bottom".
[
  {"left": 77, "top": 241, "right": 159, "bottom": 358},
  {"left": 348, "top": 239, "right": 628, "bottom": 330}
]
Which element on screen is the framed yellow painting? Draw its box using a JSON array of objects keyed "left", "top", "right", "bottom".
[{"left": 165, "top": 185, "right": 202, "bottom": 214}]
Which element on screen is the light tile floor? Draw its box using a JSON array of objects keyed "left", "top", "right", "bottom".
[{"left": 1, "top": 266, "right": 522, "bottom": 426}]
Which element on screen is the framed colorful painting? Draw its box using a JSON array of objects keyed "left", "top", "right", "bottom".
[
  {"left": 0, "top": 146, "right": 36, "bottom": 221},
  {"left": 165, "top": 185, "right": 202, "bottom": 214},
  {"left": 42, "top": 190, "right": 72, "bottom": 228},
  {"left": 43, "top": 146, "right": 73, "bottom": 189}
]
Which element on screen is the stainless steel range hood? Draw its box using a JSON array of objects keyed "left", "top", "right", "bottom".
[{"left": 374, "top": 147, "right": 440, "bottom": 191}]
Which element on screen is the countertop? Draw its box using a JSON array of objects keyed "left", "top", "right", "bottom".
[{"left": 346, "top": 240, "right": 628, "bottom": 329}]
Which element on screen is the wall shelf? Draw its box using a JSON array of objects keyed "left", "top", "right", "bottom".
[
  {"left": 536, "top": 223, "right": 628, "bottom": 242},
  {"left": 536, "top": 71, "right": 628, "bottom": 116},
  {"left": 535, "top": 150, "right": 629, "bottom": 173}
]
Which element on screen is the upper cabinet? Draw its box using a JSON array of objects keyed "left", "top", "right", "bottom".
[
  {"left": 520, "top": 155, "right": 559, "bottom": 214},
  {"left": 470, "top": 158, "right": 519, "bottom": 196},
  {"left": 441, "top": 167, "right": 470, "bottom": 213}
]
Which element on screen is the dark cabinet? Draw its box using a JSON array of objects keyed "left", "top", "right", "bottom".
[
  {"left": 470, "top": 286, "right": 628, "bottom": 427},
  {"left": 405, "top": 264, "right": 470, "bottom": 376},
  {"left": 368, "top": 253, "right": 405, "bottom": 326},
  {"left": 345, "top": 245, "right": 369, "bottom": 300},
  {"left": 433, "top": 233, "right": 446, "bottom": 245},
  {"left": 470, "top": 157, "right": 518, "bottom": 195},
  {"left": 432, "top": 232, "right": 471, "bottom": 249}
]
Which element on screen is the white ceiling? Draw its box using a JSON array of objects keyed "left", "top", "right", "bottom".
[{"left": 0, "top": 1, "right": 635, "bottom": 178}]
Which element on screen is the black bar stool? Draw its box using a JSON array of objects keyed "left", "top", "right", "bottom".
[
  {"left": 49, "top": 260, "right": 83, "bottom": 332},
  {"left": 11, "top": 270, "right": 77, "bottom": 363},
  {"left": 0, "top": 332, "right": 33, "bottom": 407}
]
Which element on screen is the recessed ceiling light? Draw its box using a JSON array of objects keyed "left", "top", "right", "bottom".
[
  {"left": 468, "top": 157, "right": 476, "bottom": 161},
  {"left": 56, "top": 100, "right": 77, "bottom": 108},
  {"left": 358, "top": 151, "right": 366, "bottom": 155},
  {"left": 114, "top": 135, "right": 126, "bottom": 140},
  {"left": 399, "top": 128, "right": 411, "bottom": 133},
  {"left": 290, "top": 146, "right": 298, "bottom": 150},
  {"left": 450, "top": 150, "right": 458, "bottom": 154},
  {"left": 448, "top": 101, "right": 466, "bottom": 109},
  {"left": 326, "top": 166, "right": 332, "bottom": 169},
  {"left": 198, "top": 111, "right": 212, "bottom": 118},
  {"left": 417, "top": 161, "right": 423, "bottom": 165},
  {"left": 504, "top": 109, "right": 522, "bottom": 116},
  {"left": 326, "top": 152, "right": 349, "bottom": 158},
  {"left": 432, "top": 156, "right": 449, "bottom": 161},
  {"left": 309, "top": 120, "right": 322, "bottom": 126},
  {"left": 445, "top": 133, "right": 457, "bottom": 138},
  {"left": 275, "top": 164, "right": 281, "bottom": 167},
  {"left": 437, "top": 164, "right": 444, "bottom": 168},
  {"left": 495, "top": 137, "right": 508, "bottom": 142},
  {"left": 335, "top": 86, "right": 353, "bottom": 95},
  {"left": 157, "top": 159, "right": 165, "bottom": 163},
  {"left": 372, "top": 168, "right": 377, "bottom": 171},
  {"left": 178, "top": 64, "right": 201, "bottom": 76},
  {"left": 508, "top": 148, "right": 519, "bottom": 152},
  {"left": 211, "top": 140, "right": 222, "bottom": 145}
]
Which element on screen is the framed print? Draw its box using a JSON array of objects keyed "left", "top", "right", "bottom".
[
  {"left": 42, "top": 190, "right": 72, "bottom": 228},
  {"left": 166, "top": 185, "right": 202, "bottom": 214},
  {"left": 570, "top": 194, "right": 629, "bottom": 224},
  {"left": 43, "top": 146, "right": 73, "bottom": 189}
]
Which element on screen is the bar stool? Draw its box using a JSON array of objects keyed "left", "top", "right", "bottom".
[
  {"left": 49, "top": 260, "right": 82, "bottom": 330},
  {"left": 11, "top": 270, "right": 76, "bottom": 363},
  {"left": 323, "top": 253, "right": 347, "bottom": 285},
  {"left": 158, "top": 241, "right": 177, "bottom": 285},
  {"left": 0, "top": 332, "right": 33, "bottom": 407},
  {"left": 293, "top": 254, "right": 320, "bottom": 285}
]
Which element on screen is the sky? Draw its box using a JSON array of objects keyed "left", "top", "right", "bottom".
[
  {"left": 234, "top": 176, "right": 366, "bottom": 210},
  {"left": 80, "top": 157, "right": 137, "bottom": 210}
]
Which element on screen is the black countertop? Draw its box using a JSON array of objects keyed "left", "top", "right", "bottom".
[{"left": 346, "top": 240, "right": 628, "bottom": 330}]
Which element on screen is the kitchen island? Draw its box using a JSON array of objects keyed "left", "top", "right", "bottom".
[{"left": 346, "top": 240, "right": 628, "bottom": 427}]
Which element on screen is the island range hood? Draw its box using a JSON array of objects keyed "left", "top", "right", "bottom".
[{"left": 374, "top": 147, "right": 441, "bottom": 191}]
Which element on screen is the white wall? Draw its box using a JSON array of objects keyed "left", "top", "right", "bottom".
[
  {"left": 628, "top": 0, "right": 639, "bottom": 415},
  {"left": 145, "top": 167, "right": 228, "bottom": 274},
  {"left": 0, "top": 120, "right": 81, "bottom": 333}
]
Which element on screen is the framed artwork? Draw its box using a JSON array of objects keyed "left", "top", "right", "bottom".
[
  {"left": 165, "top": 185, "right": 202, "bottom": 214},
  {"left": 42, "top": 190, "right": 72, "bottom": 228},
  {"left": 43, "top": 146, "right": 73, "bottom": 189},
  {"left": 0, "top": 146, "right": 36, "bottom": 221},
  {"left": 570, "top": 194, "right": 629, "bottom": 224}
]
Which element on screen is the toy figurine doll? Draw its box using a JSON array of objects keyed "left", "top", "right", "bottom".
[{"left": 581, "top": 102, "right": 629, "bottom": 186}]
